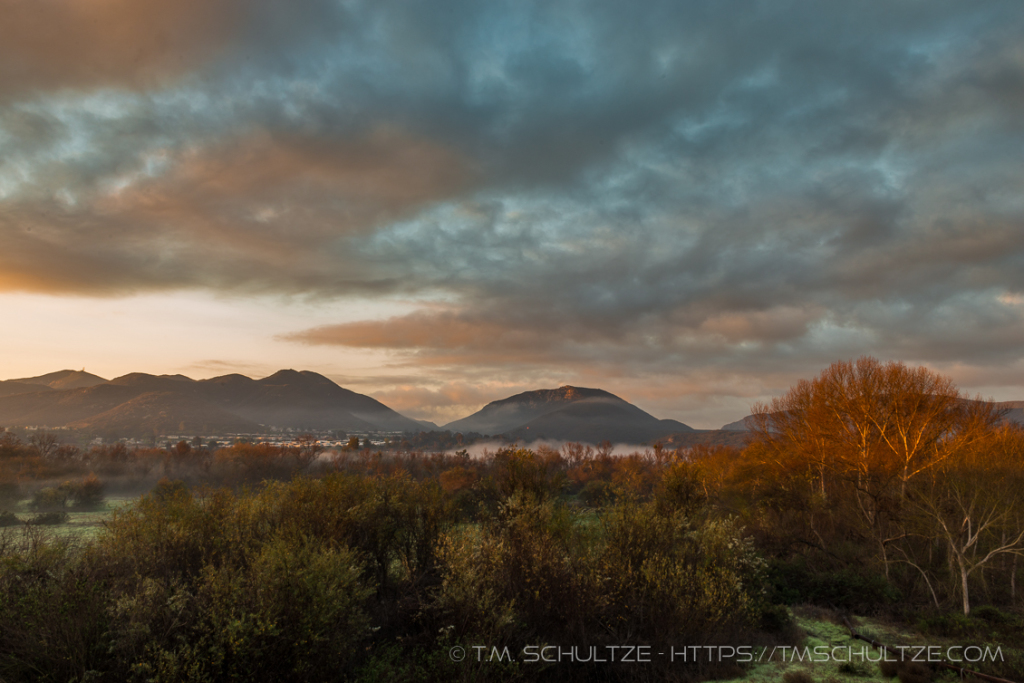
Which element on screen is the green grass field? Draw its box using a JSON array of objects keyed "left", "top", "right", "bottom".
[{"left": 0, "top": 495, "right": 135, "bottom": 543}]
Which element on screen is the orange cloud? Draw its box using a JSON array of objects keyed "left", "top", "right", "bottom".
[
  {"left": 0, "top": 0, "right": 244, "bottom": 96},
  {"left": 282, "top": 310, "right": 560, "bottom": 365},
  {"left": 0, "top": 126, "right": 475, "bottom": 295}
]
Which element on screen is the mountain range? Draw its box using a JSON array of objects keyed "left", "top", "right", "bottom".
[
  {"left": 0, "top": 369, "right": 422, "bottom": 437},
  {"left": 12, "top": 368, "right": 1013, "bottom": 444},
  {"left": 0, "top": 370, "right": 709, "bottom": 445}
]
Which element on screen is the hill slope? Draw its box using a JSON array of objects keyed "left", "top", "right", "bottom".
[
  {"left": 720, "top": 399, "right": 1024, "bottom": 431},
  {"left": 11, "top": 370, "right": 109, "bottom": 391},
  {"left": 445, "top": 386, "right": 694, "bottom": 443}
]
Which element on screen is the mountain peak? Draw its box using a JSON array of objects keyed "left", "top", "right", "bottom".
[
  {"left": 259, "top": 369, "right": 334, "bottom": 386},
  {"left": 11, "top": 369, "right": 108, "bottom": 390},
  {"left": 442, "top": 384, "right": 692, "bottom": 441},
  {"left": 496, "top": 386, "right": 614, "bottom": 407}
]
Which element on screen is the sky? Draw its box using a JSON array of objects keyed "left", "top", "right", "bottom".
[{"left": 1, "top": 1, "right": 1023, "bottom": 429}]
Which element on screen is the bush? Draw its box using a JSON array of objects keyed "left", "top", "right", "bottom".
[
  {"left": 28, "top": 476, "right": 105, "bottom": 512},
  {"left": 782, "top": 671, "right": 814, "bottom": 683},
  {"left": 28, "top": 511, "right": 68, "bottom": 525},
  {"left": 579, "top": 479, "right": 614, "bottom": 507},
  {"left": 0, "top": 536, "right": 110, "bottom": 682},
  {"left": 110, "top": 536, "right": 373, "bottom": 681},
  {"left": 896, "top": 661, "right": 933, "bottom": 683},
  {"left": 767, "top": 558, "right": 900, "bottom": 612},
  {"left": 972, "top": 605, "right": 1012, "bottom": 624},
  {"left": 73, "top": 473, "right": 105, "bottom": 509},
  {"left": 29, "top": 485, "right": 70, "bottom": 512},
  {"left": 879, "top": 658, "right": 900, "bottom": 678},
  {"left": 435, "top": 494, "right": 775, "bottom": 681},
  {"left": 0, "top": 510, "right": 20, "bottom": 527},
  {"left": 0, "top": 482, "right": 22, "bottom": 507},
  {"left": 150, "top": 477, "right": 190, "bottom": 503}
]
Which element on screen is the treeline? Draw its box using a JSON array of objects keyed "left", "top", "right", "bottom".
[
  {"left": 0, "top": 436, "right": 329, "bottom": 511},
  {"left": 0, "top": 455, "right": 783, "bottom": 682}
]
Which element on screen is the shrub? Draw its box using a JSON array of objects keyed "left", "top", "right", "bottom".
[
  {"left": 838, "top": 660, "right": 872, "bottom": 676},
  {"left": 111, "top": 536, "right": 373, "bottom": 682},
  {"left": 29, "top": 485, "right": 71, "bottom": 512},
  {"left": 579, "top": 479, "right": 614, "bottom": 507},
  {"left": 767, "top": 558, "right": 900, "bottom": 612},
  {"left": 435, "top": 494, "right": 775, "bottom": 681},
  {"left": 28, "top": 511, "right": 68, "bottom": 525},
  {"left": 0, "top": 535, "right": 110, "bottom": 682},
  {"left": 0, "top": 510, "right": 20, "bottom": 527},
  {"left": 783, "top": 671, "right": 814, "bottom": 683},
  {"left": 28, "top": 476, "right": 105, "bottom": 512},
  {"left": 896, "top": 661, "right": 933, "bottom": 683},
  {"left": 654, "top": 459, "right": 707, "bottom": 516},
  {"left": 0, "top": 482, "right": 22, "bottom": 507},
  {"left": 150, "top": 477, "right": 190, "bottom": 503},
  {"left": 73, "top": 473, "right": 105, "bottom": 509},
  {"left": 879, "top": 657, "right": 901, "bottom": 678},
  {"left": 972, "top": 605, "right": 1011, "bottom": 624}
]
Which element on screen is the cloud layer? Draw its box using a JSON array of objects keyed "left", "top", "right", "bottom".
[{"left": 2, "top": 0, "right": 1024, "bottom": 425}]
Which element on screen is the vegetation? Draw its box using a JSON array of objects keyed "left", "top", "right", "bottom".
[{"left": 0, "top": 357, "right": 1022, "bottom": 681}]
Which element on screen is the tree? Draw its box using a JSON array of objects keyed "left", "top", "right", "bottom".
[
  {"left": 29, "top": 433, "right": 59, "bottom": 459},
  {"left": 750, "top": 357, "right": 1002, "bottom": 580},
  {"left": 904, "top": 425, "right": 1024, "bottom": 615},
  {"left": 295, "top": 434, "right": 324, "bottom": 470}
]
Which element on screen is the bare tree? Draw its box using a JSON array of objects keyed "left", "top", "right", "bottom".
[
  {"left": 29, "top": 432, "right": 60, "bottom": 459},
  {"left": 905, "top": 425, "right": 1024, "bottom": 615}
]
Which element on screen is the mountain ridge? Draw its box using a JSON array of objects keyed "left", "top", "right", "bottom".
[{"left": 0, "top": 369, "right": 420, "bottom": 435}]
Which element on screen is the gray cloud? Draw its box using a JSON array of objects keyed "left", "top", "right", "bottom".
[{"left": 2, "top": 1, "right": 1024, "bottom": 422}]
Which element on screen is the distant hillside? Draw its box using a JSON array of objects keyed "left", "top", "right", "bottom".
[
  {"left": 0, "top": 384, "right": 140, "bottom": 427},
  {"left": 0, "top": 369, "right": 422, "bottom": 436},
  {"left": 720, "top": 399, "right": 1024, "bottom": 431},
  {"left": 0, "top": 381, "right": 55, "bottom": 399},
  {"left": 198, "top": 369, "right": 421, "bottom": 432},
  {"left": 11, "top": 369, "right": 109, "bottom": 391},
  {"left": 445, "top": 386, "right": 694, "bottom": 444},
  {"left": 661, "top": 430, "right": 751, "bottom": 449},
  {"left": 67, "top": 391, "right": 261, "bottom": 437},
  {"left": 996, "top": 401, "right": 1024, "bottom": 426},
  {"left": 720, "top": 415, "right": 757, "bottom": 431}
]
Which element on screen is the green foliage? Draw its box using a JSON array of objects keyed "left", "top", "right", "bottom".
[
  {"left": 0, "top": 481, "right": 23, "bottom": 507},
  {"left": 74, "top": 473, "right": 106, "bottom": 509},
  {"left": 0, "top": 535, "right": 111, "bottom": 683},
  {"left": 838, "top": 660, "right": 872, "bottom": 676},
  {"left": 485, "top": 447, "right": 567, "bottom": 504},
  {"left": 0, "top": 510, "right": 20, "bottom": 527},
  {"left": 109, "top": 536, "right": 372, "bottom": 682},
  {"left": 30, "top": 485, "right": 71, "bottom": 512},
  {"left": 914, "top": 608, "right": 1024, "bottom": 642},
  {"left": 351, "top": 641, "right": 464, "bottom": 683},
  {"left": 782, "top": 671, "right": 814, "bottom": 683},
  {"left": 151, "top": 477, "right": 191, "bottom": 503},
  {"left": 578, "top": 479, "right": 614, "bottom": 508},
  {"left": 29, "top": 475, "right": 106, "bottom": 512},
  {"left": 435, "top": 493, "right": 773, "bottom": 680},
  {"left": 767, "top": 557, "right": 900, "bottom": 613},
  {"left": 653, "top": 459, "right": 707, "bottom": 517},
  {"left": 28, "top": 511, "right": 69, "bottom": 525}
]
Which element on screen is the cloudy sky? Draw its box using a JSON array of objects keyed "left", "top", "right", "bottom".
[{"left": 2, "top": 0, "right": 1023, "bottom": 428}]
